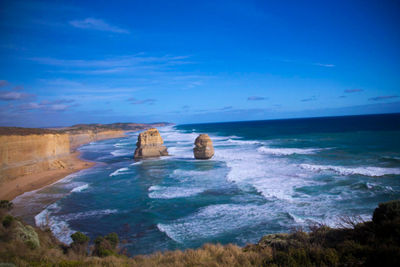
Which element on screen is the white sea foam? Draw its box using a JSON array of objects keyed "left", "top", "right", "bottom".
[
  {"left": 287, "top": 212, "right": 306, "bottom": 224},
  {"left": 167, "top": 146, "right": 193, "bottom": 158},
  {"left": 70, "top": 183, "right": 89, "bottom": 193},
  {"left": 149, "top": 166, "right": 227, "bottom": 199},
  {"left": 35, "top": 204, "right": 118, "bottom": 244},
  {"left": 365, "top": 182, "right": 393, "bottom": 192},
  {"left": 257, "top": 146, "right": 320, "bottom": 156},
  {"left": 109, "top": 167, "right": 130, "bottom": 177},
  {"left": 157, "top": 203, "right": 273, "bottom": 243},
  {"left": 110, "top": 149, "right": 131, "bottom": 157},
  {"left": 226, "top": 139, "right": 263, "bottom": 145},
  {"left": 213, "top": 144, "right": 313, "bottom": 201},
  {"left": 148, "top": 185, "right": 204, "bottom": 199},
  {"left": 113, "top": 142, "right": 130, "bottom": 148},
  {"left": 299, "top": 164, "right": 400, "bottom": 177},
  {"left": 35, "top": 203, "right": 74, "bottom": 244},
  {"left": 156, "top": 202, "right": 308, "bottom": 244}
]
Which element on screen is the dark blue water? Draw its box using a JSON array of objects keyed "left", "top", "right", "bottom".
[{"left": 12, "top": 113, "right": 400, "bottom": 256}]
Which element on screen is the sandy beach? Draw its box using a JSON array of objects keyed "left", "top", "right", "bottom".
[{"left": 0, "top": 152, "right": 95, "bottom": 201}]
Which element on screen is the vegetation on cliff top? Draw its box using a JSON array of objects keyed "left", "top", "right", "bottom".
[
  {"left": 1, "top": 199, "right": 400, "bottom": 266},
  {"left": 0, "top": 122, "right": 170, "bottom": 136}
]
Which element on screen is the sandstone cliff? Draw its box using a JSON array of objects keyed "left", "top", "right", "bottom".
[
  {"left": 0, "top": 129, "right": 126, "bottom": 184},
  {"left": 0, "top": 133, "right": 71, "bottom": 183},
  {"left": 0, "top": 129, "right": 125, "bottom": 200},
  {"left": 134, "top": 128, "right": 168, "bottom": 159},
  {"left": 0, "top": 123, "right": 170, "bottom": 199},
  {"left": 193, "top": 134, "right": 214, "bottom": 159}
]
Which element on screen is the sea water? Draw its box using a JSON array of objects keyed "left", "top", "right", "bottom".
[{"left": 12, "top": 113, "right": 400, "bottom": 255}]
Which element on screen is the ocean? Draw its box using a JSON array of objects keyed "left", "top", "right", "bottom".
[{"left": 12, "top": 113, "right": 400, "bottom": 256}]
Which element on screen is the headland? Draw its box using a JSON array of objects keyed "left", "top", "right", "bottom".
[{"left": 0, "top": 122, "right": 169, "bottom": 200}]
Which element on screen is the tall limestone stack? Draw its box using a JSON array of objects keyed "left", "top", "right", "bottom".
[
  {"left": 193, "top": 134, "right": 214, "bottom": 159},
  {"left": 134, "top": 128, "right": 168, "bottom": 159}
]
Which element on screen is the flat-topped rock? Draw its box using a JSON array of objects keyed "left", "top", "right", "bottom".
[
  {"left": 193, "top": 134, "right": 214, "bottom": 159},
  {"left": 134, "top": 128, "right": 168, "bottom": 159}
]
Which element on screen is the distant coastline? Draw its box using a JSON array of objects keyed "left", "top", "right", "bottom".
[{"left": 0, "top": 122, "right": 170, "bottom": 200}]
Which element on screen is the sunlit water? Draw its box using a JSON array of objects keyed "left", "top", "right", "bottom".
[{"left": 12, "top": 113, "right": 400, "bottom": 256}]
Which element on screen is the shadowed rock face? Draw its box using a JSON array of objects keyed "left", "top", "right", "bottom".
[
  {"left": 193, "top": 134, "right": 214, "bottom": 159},
  {"left": 134, "top": 128, "right": 168, "bottom": 159}
]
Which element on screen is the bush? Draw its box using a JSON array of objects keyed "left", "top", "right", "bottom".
[
  {"left": 2, "top": 215, "right": 14, "bottom": 228},
  {"left": 0, "top": 200, "right": 13, "bottom": 211},
  {"left": 93, "top": 235, "right": 118, "bottom": 257},
  {"left": 70, "top": 231, "right": 90, "bottom": 255},
  {"left": 105, "top": 232, "right": 119, "bottom": 249},
  {"left": 14, "top": 221, "right": 40, "bottom": 249},
  {"left": 373, "top": 200, "right": 400, "bottom": 224},
  {"left": 71, "top": 232, "right": 89, "bottom": 245}
]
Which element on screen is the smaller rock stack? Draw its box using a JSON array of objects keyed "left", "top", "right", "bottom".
[
  {"left": 134, "top": 128, "right": 168, "bottom": 159},
  {"left": 193, "top": 134, "right": 214, "bottom": 159}
]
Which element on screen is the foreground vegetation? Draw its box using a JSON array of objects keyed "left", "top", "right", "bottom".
[{"left": 1, "top": 199, "right": 400, "bottom": 266}]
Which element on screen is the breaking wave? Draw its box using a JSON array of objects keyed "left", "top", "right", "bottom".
[
  {"left": 299, "top": 164, "right": 400, "bottom": 177},
  {"left": 109, "top": 167, "right": 130, "bottom": 177}
]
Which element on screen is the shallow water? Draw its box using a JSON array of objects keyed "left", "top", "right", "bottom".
[{"left": 12, "top": 113, "right": 400, "bottom": 255}]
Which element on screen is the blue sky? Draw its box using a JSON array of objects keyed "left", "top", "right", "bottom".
[{"left": 0, "top": 0, "right": 399, "bottom": 127}]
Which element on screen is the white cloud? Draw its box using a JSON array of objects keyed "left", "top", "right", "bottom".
[
  {"left": 0, "top": 91, "right": 33, "bottom": 101},
  {"left": 69, "top": 18, "right": 130, "bottom": 34},
  {"left": 313, "top": 63, "right": 335, "bottom": 68}
]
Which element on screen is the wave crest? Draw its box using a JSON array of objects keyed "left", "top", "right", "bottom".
[{"left": 299, "top": 164, "right": 400, "bottom": 177}]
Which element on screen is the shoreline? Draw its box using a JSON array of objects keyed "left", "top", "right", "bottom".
[
  {"left": 0, "top": 128, "right": 138, "bottom": 201},
  {"left": 1, "top": 151, "right": 95, "bottom": 201}
]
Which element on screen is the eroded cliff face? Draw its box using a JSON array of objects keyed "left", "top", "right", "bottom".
[
  {"left": 0, "top": 130, "right": 125, "bottom": 184},
  {"left": 134, "top": 128, "right": 168, "bottom": 159},
  {"left": 69, "top": 130, "right": 125, "bottom": 151},
  {"left": 0, "top": 134, "right": 71, "bottom": 183},
  {"left": 193, "top": 134, "right": 214, "bottom": 159}
]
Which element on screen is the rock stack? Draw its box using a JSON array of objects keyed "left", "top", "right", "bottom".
[
  {"left": 134, "top": 128, "right": 168, "bottom": 159},
  {"left": 193, "top": 134, "right": 214, "bottom": 159}
]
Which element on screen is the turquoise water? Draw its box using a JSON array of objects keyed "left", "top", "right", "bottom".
[{"left": 12, "top": 113, "right": 400, "bottom": 256}]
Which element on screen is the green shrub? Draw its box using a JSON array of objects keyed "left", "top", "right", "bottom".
[
  {"left": 70, "top": 231, "right": 90, "bottom": 255},
  {"left": 93, "top": 236, "right": 115, "bottom": 257},
  {"left": 71, "top": 231, "right": 89, "bottom": 245},
  {"left": 2, "top": 215, "right": 14, "bottom": 228},
  {"left": 105, "top": 232, "right": 119, "bottom": 249},
  {"left": 92, "top": 233, "right": 120, "bottom": 257}
]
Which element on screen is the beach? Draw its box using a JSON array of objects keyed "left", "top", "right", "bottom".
[{"left": 0, "top": 151, "right": 94, "bottom": 200}]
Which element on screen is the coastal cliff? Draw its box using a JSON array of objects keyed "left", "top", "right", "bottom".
[
  {"left": 0, "top": 133, "right": 71, "bottom": 183},
  {"left": 0, "top": 123, "right": 169, "bottom": 200}
]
